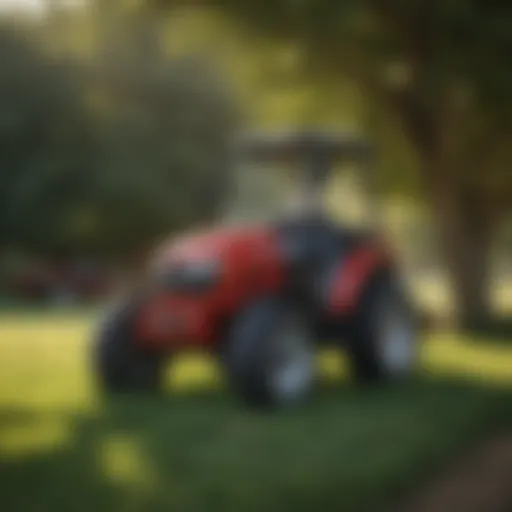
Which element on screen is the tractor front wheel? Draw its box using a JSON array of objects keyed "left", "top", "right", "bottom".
[
  {"left": 225, "top": 298, "right": 315, "bottom": 408},
  {"left": 93, "top": 297, "right": 165, "bottom": 393}
]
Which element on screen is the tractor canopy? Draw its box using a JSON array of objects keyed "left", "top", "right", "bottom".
[
  {"left": 224, "top": 129, "right": 376, "bottom": 224},
  {"left": 236, "top": 130, "right": 374, "bottom": 169}
]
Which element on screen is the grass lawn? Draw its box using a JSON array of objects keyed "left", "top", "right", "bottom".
[{"left": 0, "top": 311, "right": 511, "bottom": 512}]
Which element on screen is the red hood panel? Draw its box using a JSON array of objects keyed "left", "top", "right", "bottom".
[
  {"left": 139, "top": 223, "right": 286, "bottom": 348},
  {"left": 152, "top": 224, "right": 276, "bottom": 267}
]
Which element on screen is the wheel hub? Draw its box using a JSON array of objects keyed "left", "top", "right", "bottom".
[
  {"left": 268, "top": 319, "right": 314, "bottom": 403},
  {"left": 378, "top": 302, "right": 415, "bottom": 376}
]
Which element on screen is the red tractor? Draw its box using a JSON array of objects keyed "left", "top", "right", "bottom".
[{"left": 93, "top": 131, "right": 418, "bottom": 407}]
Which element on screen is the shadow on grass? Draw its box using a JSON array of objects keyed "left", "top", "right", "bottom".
[
  {"left": 1, "top": 377, "right": 512, "bottom": 512},
  {"left": 462, "top": 317, "right": 512, "bottom": 345}
]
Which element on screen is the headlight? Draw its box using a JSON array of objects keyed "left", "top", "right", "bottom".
[{"left": 160, "top": 260, "right": 221, "bottom": 292}]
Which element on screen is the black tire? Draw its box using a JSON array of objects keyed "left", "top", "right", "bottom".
[
  {"left": 225, "top": 297, "right": 315, "bottom": 408},
  {"left": 93, "top": 296, "right": 165, "bottom": 393},
  {"left": 346, "top": 271, "right": 418, "bottom": 383}
]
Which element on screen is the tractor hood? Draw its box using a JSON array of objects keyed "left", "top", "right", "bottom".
[{"left": 151, "top": 223, "right": 279, "bottom": 270}]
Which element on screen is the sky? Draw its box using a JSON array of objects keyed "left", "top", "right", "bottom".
[
  {"left": 0, "top": 0, "right": 45, "bottom": 13},
  {"left": 0, "top": 0, "right": 84, "bottom": 15}
]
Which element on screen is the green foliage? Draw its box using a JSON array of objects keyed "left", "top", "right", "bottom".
[
  {"left": 179, "top": 0, "right": 512, "bottom": 207},
  {"left": 0, "top": 24, "right": 95, "bottom": 254},
  {"left": 0, "top": 15, "right": 237, "bottom": 259},
  {"left": 86, "top": 22, "right": 237, "bottom": 256},
  {"left": 149, "top": 1, "right": 512, "bottom": 212}
]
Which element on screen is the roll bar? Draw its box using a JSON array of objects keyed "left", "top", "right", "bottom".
[{"left": 234, "top": 130, "right": 374, "bottom": 184}]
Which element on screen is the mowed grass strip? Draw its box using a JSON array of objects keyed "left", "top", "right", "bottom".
[{"left": 0, "top": 312, "right": 511, "bottom": 512}]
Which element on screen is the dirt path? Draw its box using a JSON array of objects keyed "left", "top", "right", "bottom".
[{"left": 397, "top": 434, "right": 512, "bottom": 512}]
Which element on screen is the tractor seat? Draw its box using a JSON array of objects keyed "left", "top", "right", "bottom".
[
  {"left": 276, "top": 212, "right": 342, "bottom": 276},
  {"left": 275, "top": 212, "right": 374, "bottom": 311}
]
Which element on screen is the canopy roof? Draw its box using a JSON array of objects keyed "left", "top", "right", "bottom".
[{"left": 236, "top": 130, "right": 374, "bottom": 166}]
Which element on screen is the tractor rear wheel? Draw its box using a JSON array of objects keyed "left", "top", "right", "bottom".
[
  {"left": 93, "top": 296, "right": 165, "bottom": 393},
  {"left": 347, "top": 272, "right": 418, "bottom": 383},
  {"left": 225, "top": 297, "right": 315, "bottom": 408}
]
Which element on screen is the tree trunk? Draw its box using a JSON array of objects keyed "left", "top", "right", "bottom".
[{"left": 427, "top": 174, "right": 494, "bottom": 329}]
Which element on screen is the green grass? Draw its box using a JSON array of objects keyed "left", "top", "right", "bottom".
[{"left": 0, "top": 312, "right": 512, "bottom": 512}]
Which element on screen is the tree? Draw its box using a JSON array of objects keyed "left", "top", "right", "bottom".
[
  {"left": 84, "top": 6, "right": 238, "bottom": 258},
  {"left": 0, "top": 23, "right": 96, "bottom": 256},
  {"left": 0, "top": 11, "right": 238, "bottom": 264},
  {"left": 154, "top": 0, "right": 512, "bottom": 326}
]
